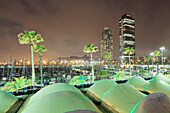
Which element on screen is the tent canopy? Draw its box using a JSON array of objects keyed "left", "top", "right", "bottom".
[
  {"left": 133, "top": 92, "right": 170, "bottom": 113},
  {"left": 101, "top": 83, "right": 146, "bottom": 113},
  {"left": 145, "top": 78, "right": 170, "bottom": 96},
  {"left": 0, "top": 90, "right": 18, "bottom": 113},
  {"left": 126, "top": 76, "right": 149, "bottom": 91},
  {"left": 22, "top": 91, "right": 101, "bottom": 113},
  {"left": 29, "top": 83, "right": 81, "bottom": 104},
  {"left": 87, "top": 79, "right": 117, "bottom": 98},
  {"left": 154, "top": 74, "right": 170, "bottom": 84}
]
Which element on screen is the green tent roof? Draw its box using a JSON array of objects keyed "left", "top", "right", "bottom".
[
  {"left": 87, "top": 79, "right": 117, "bottom": 98},
  {"left": 133, "top": 92, "right": 170, "bottom": 113},
  {"left": 66, "top": 110, "right": 98, "bottom": 113},
  {"left": 0, "top": 90, "right": 18, "bottom": 113},
  {"left": 145, "top": 78, "right": 170, "bottom": 96},
  {"left": 101, "top": 83, "right": 146, "bottom": 113},
  {"left": 29, "top": 83, "right": 81, "bottom": 104},
  {"left": 22, "top": 91, "right": 101, "bottom": 113},
  {"left": 154, "top": 74, "right": 170, "bottom": 84},
  {"left": 126, "top": 76, "right": 149, "bottom": 91}
]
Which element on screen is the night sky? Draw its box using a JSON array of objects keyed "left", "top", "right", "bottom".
[{"left": 0, "top": 0, "right": 170, "bottom": 61}]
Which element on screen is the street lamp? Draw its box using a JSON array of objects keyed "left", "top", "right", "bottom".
[
  {"left": 150, "top": 52, "right": 154, "bottom": 56},
  {"left": 160, "top": 47, "right": 165, "bottom": 66}
]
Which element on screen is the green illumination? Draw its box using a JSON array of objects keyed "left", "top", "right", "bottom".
[
  {"left": 144, "top": 75, "right": 157, "bottom": 91},
  {"left": 130, "top": 96, "right": 147, "bottom": 113},
  {"left": 100, "top": 85, "right": 117, "bottom": 99},
  {"left": 88, "top": 79, "right": 117, "bottom": 99}
]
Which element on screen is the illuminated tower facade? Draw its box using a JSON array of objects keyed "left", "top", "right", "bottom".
[
  {"left": 101, "top": 27, "right": 113, "bottom": 61},
  {"left": 119, "top": 14, "right": 135, "bottom": 62}
]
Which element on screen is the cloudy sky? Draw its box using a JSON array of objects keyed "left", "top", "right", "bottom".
[{"left": 0, "top": 0, "right": 170, "bottom": 61}]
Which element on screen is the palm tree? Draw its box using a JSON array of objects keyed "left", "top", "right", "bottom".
[
  {"left": 145, "top": 55, "right": 151, "bottom": 74},
  {"left": 104, "top": 52, "right": 112, "bottom": 76},
  {"left": 111, "top": 70, "right": 125, "bottom": 80},
  {"left": 69, "top": 75, "right": 88, "bottom": 85},
  {"left": 18, "top": 31, "right": 44, "bottom": 88},
  {"left": 34, "top": 44, "right": 47, "bottom": 88},
  {"left": 1, "top": 76, "right": 31, "bottom": 92},
  {"left": 154, "top": 51, "right": 161, "bottom": 74},
  {"left": 123, "top": 47, "right": 135, "bottom": 76},
  {"left": 83, "top": 44, "right": 98, "bottom": 81}
]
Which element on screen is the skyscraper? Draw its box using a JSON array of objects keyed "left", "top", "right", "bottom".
[
  {"left": 119, "top": 14, "right": 135, "bottom": 62},
  {"left": 101, "top": 27, "right": 113, "bottom": 61}
]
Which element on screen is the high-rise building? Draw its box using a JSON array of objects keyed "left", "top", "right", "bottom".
[
  {"left": 101, "top": 27, "right": 113, "bottom": 61},
  {"left": 119, "top": 14, "right": 135, "bottom": 62}
]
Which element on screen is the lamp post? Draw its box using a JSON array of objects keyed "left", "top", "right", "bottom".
[
  {"left": 150, "top": 52, "right": 154, "bottom": 73},
  {"left": 160, "top": 47, "right": 165, "bottom": 67}
]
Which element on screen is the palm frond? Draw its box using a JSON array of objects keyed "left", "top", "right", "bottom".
[
  {"left": 123, "top": 47, "right": 135, "bottom": 55},
  {"left": 83, "top": 43, "right": 98, "bottom": 53}
]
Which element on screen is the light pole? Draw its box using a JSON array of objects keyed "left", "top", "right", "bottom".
[
  {"left": 160, "top": 47, "right": 165, "bottom": 67},
  {"left": 150, "top": 52, "right": 154, "bottom": 73}
]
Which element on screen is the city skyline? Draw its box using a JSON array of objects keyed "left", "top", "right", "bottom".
[{"left": 0, "top": 0, "right": 170, "bottom": 61}]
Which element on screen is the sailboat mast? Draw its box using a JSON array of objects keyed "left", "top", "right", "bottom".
[
  {"left": 2, "top": 59, "right": 6, "bottom": 80},
  {"left": 7, "top": 54, "right": 10, "bottom": 80}
]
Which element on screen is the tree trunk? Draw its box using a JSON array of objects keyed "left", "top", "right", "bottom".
[
  {"left": 157, "top": 56, "right": 159, "bottom": 75},
  {"left": 39, "top": 52, "right": 43, "bottom": 88},
  {"left": 157, "top": 63, "right": 159, "bottom": 75},
  {"left": 148, "top": 63, "right": 149, "bottom": 74},
  {"left": 107, "top": 60, "right": 110, "bottom": 78},
  {"left": 31, "top": 46, "right": 35, "bottom": 90},
  {"left": 91, "top": 53, "right": 94, "bottom": 81}
]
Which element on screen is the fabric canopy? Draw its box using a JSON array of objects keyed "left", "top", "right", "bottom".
[
  {"left": 101, "top": 83, "right": 146, "bottom": 113},
  {"left": 145, "top": 78, "right": 170, "bottom": 96},
  {"left": 22, "top": 91, "right": 101, "bottom": 113},
  {"left": 126, "top": 76, "right": 149, "bottom": 91},
  {"left": 87, "top": 79, "right": 117, "bottom": 98},
  {"left": 154, "top": 74, "right": 170, "bottom": 84},
  {"left": 0, "top": 90, "right": 18, "bottom": 113},
  {"left": 133, "top": 92, "right": 170, "bottom": 113},
  {"left": 29, "top": 83, "right": 81, "bottom": 104}
]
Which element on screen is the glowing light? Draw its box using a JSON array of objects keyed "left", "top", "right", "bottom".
[
  {"left": 2, "top": 77, "right": 7, "bottom": 81},
  {"left": 26, "top": 60, "right": 30, "bottom": 64},
  {"left": 160, "top": 46, "right": 165, "bottom": 50},
  {"left": 126, "top": 14, "right": 132, "bottom": 17},
  {"left": 43, "top": 60, "right": 46, "bottom": 64},
  {"left": 130, "top": 96, "right": 147, "bottom": 113},
  {"left": 150, "top": 52, "right": 154, "bottom": 56}
]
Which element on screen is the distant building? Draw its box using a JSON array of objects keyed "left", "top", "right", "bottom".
[
  {"left": 57, "top": 55, "right": 91, "bottom": 65},
  {"left": 70, "top": 55, "right": 90, "bottom": 61},
  {"left": 101, "top": 27, "right": 113, "bottom": 61},
  {"left": 58, "top": 57, "right": 70, "bottom": 64},
  {"left": 119, "top": 14, "right": 135, "bottom": 62}
]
